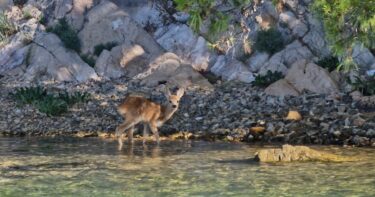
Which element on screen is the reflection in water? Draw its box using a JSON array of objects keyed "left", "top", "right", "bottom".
[{"left": 0, "top": 137, "right": 374, "bottom": 197}]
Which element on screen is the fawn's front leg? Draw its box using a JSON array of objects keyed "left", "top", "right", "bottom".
[
  {"left": 149, "top": 122, "right": 160, "bottom": 144},
  {"left": 116, "top": 120, "right": 136, "bottom": 149},
  {"left": 143, "top": 123, "right": 149, "bottom": 145}
]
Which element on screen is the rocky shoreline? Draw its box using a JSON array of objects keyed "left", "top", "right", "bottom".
[{"left": 1, "top": 78, "right": 374, "bottom": 147}]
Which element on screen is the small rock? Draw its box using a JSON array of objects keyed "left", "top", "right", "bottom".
[
  {"left": 352, "top": 117, "right": 366, "bottom": 127},
  {"left": 250, "top": 127, "right": 265, "bottom": 134},
  {"left": 286, "top": 110, "right": 302, "bottom": 121}
]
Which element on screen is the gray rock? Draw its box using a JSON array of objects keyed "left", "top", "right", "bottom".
[
  {"left": 247, "top": 52, "right": 270, "bottom": 72},
  {"left": 79, "top": 1, "right": 163, "bottom": 56},
  {"left": 111, "top": 0, "right": 169, "bottom": 29},
  {"left": 95, "top": 41, "right": 153, "bottom": 79},
  {"left": 285, "top": 59, "right": 339, "bottom": 94},
  {"left": 54, "top": 0, "right": 73, "bottom": 19},
  {"left": 65, "top": 0, "right": 97, "bottom": 30},
  {"left": 211, "top": 55, "right": 255, "bottom": 83},
  {"left": 352, "top": 44, "right": 375, "bottom": 71},
  {"left": 265, "top": 79, "right": 300, "bottom": 96},
  {"left": 259, "top": 40, "right": 314, "bottom": 75},
  {"left": 155, "top": 24, "right": 214, "bottom": 71},
  {"left": 279, "top": 11, "right": 308, "bottom": 37},
  {"left": 25, "top": 33, "right": 98, "bottom": 82},
  {"left": 302, "top": 14, "right": 331, "bottom": 58}
]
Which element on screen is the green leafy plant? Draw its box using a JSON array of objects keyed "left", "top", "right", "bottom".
[
  {"left": 0, "top": 12, "right": 17, "bottom": 43},
  {"left": 58, "top": 91, "right": 90, "bottom": 106},
  {"left": 47, "top": 18, "right": 81, "bottom": 52},
  {"left": 252, "top": 70, "right": 284, "bottom": 87},
  {"left": 173, "top": 0, "right": 250, "bottom": 37},
  {"left": 254, "top": 28, "right": 284, "bottom": 55},
  {"left": 311, "top": 0, "right": 375, "bottom": 71},
  {"left": 80, "top": 54, "right": 96, "bottom": 67},
  {"left": 315, "top": 56, "right": 340, "bottom": 72},
  {"left": 39, "top": 14, "right": 48, "bottom": 25},
  {"left": 36, "top": 95, "right": 68, "bottom": 116},
  {"left": 11, "top": 86, "right": 47, "bottom": 105},
  {"left": 93, "top": 42, "right": 118, "bottom": 56},
  {"left": 10, "top": 87, "right": 90, "bottom": 116},
  {"left": 348, "top": 74, "right": 375, "bottom": 96},
  {"left": 23, "top": 11, "right": 33, "bottom": 20}
]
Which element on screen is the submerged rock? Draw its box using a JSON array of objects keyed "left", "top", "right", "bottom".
[{"left": 254, "top": 144, "right": 358, "bottom": 162}]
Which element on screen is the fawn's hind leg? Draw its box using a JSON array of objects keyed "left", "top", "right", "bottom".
[
  {"left": 127, "top": 126, "right": 135, "bottom": 144},
  {"left": 116, "top": 120, "right": 136, "bottom": 147}
]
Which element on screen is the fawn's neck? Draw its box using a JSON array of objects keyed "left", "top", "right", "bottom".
[{"left": 158, "top": 104, "right": 178, "bottom": 125}]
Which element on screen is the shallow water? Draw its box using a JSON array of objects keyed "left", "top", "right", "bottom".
[{"left": 0, "top": 137, "right": 374, "bottom": 197}]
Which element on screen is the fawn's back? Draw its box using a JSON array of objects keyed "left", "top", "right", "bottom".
[{"left": 117, "top": 96, "right": 162, "bottom": 123}]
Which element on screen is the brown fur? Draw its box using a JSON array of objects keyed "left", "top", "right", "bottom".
[{"left": 115, "top": 87, "right": 184, "bottom": 147}]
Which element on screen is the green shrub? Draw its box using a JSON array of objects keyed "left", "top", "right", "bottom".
[
  {"left": 36, "top": 95, "right": 68, "bottom": 116},
  {"left": 11, "top": 86, "right": 47, "bottom": 105},
  {"left": 311, "top": 0, "right": 375, "bottom": 71},
  {"left": 47, "top": 18, "right": 81, "bottom": 52},
  {"left": 173, "top": 0, "right": 250, "bottom": 37},
  {"left": 315, "top": 56, "right": 340, "bottom": 72},
  {"left": 10, "top": 87, "right": 90, "bottom": 116},
  {"left": 39, "top": 15, "right": 48, "bottom": 25},
  {"left": 252, "top": 70, "right": 284, "bottom": 87},
  {"left": 23, "top": 11, "right": 32, "bottom": 20},
  {"left": 0, "top": 12, "right": 17, "bottom": 43},
  {"left": 349, "top": 74, "right": 375, "bottom": 96},
  {"left": 80, "top": 54, "right": 96, "bottom": 67},
  {"left": 254, "top": 28, "right": 284, "bottom": 55},
  {"left": 94, "top": 42, "right": 118, "bottom": 56},
  {"left": 58, "top": 91, "right": 90, "bottom": 106}
]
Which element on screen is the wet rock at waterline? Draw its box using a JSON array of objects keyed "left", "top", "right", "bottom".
[{"left": 254, "top": 145, "right": 358, "bottom": 162}]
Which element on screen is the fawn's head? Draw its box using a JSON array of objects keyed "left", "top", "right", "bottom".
[{"left": 164, "top": 86, "right": 185, "bottom": 109}]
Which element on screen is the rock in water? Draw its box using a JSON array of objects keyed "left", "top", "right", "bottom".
[{"left": 254, "top": 145, "right": 358, "bottom": 162}]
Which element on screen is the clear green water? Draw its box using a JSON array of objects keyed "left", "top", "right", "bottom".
[{"left": 0, "top": 137, "right": 374, "bottom": 197}]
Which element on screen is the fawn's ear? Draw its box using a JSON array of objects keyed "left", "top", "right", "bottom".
[
  {"left": 176, "top": 88, "right": 185, "bottom": 98},
  {"left": 163, "top": 85, "right": 172, "bottom": 97}
]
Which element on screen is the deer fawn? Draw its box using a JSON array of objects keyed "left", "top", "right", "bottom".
[{"left": 115, "top": 86, "right": 185, "bottom": 147}]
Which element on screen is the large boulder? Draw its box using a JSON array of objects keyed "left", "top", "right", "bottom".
[
  {"left": 0, "top": 35, "right": 28, "bottom": 74},
  {"left": 265, "top": 79, "right": 300, "bottom": 96},
  {"left": 0, "top": 17, "right": 40, "bottom": 74},
  {"left": 279, "top": 11, "right": 308, "bottom": 38},
  {"left": 352, "top": 44, "right": 375, "bottom": 71},
  {"left": 259, "top": 40, "right": 314, "bottom": 75},
  {"left": 138, "top": 53, "right": 213, "bottom": 89},
  {"left": 109, "top": 0, "right": 169, "bottom": 29},
  {"left": 285, "top": 59, "right": 339, "bottom": 94},
  {"left": 302, "top": 14, "right": 331, "bottom": 58},
  {"left": 95, "top": 40, "right": 155, "bottom": 79},
  {"left": 211, "top": 55, "right": 255, "bottom": 83},
  {"left": 246, "top": 52, "right": 270, "bottom": 72},
  {"left": 24, "top": 33, "right": 98, "bottom": 82},
  {"left": 65, "top": 0, "right": 97, "bottom": 30},
  {"left": 78, "top": 0, "right": 163, "bottom": 56},
  {"left": 155, "top": 24, "right": 215, "bottom": 71}
]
